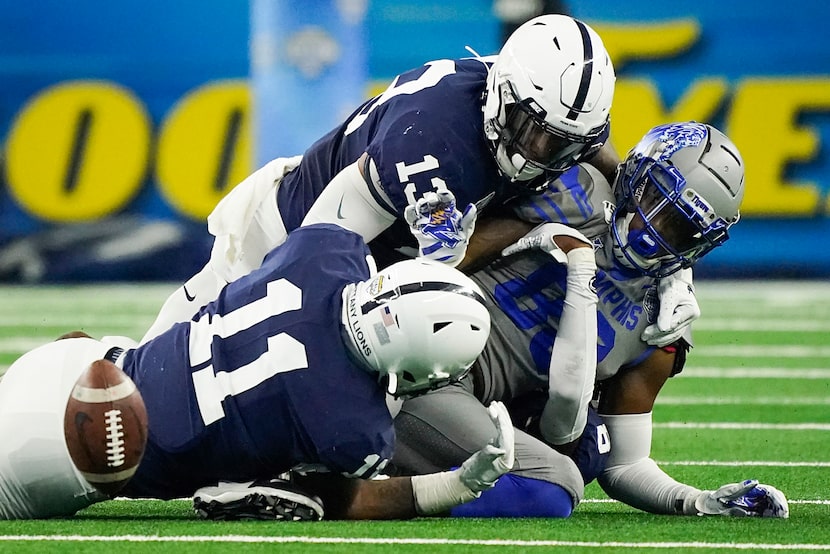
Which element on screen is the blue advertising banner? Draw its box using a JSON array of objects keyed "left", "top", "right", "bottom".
[
  {"left": 251, "top": 0, "right": 368, "bottom": 165},
  {"left": 0, "top": 0, "right": 827, "bottom": 281}
]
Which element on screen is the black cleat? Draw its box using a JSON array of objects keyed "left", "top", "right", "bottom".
[{"left": 193, "top": 478, "right": 324, "bottom": 521}]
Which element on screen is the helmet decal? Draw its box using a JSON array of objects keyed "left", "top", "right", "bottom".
[
  {"left": 641, "top": 122, "right": 707, "bottom": 161},
  {"left": 341, "top": 260, "right": 491, "bottom": 397},
  {"left": 567, "top": 19, "right": 595, "bottom": 121}
]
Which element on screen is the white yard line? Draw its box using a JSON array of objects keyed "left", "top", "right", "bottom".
[
  {"left": 581, "top": 499, "right": 830, "bottom": 505},
  {"left": 657, "top": 460, "right": 830, "bottom": 467},
  {"left": 693, "top": 319, "right": 830, "bottom": 332},
  {"left": 693, "top": 345, "right": 830, "bottom": 357},
  {"left": 681, "top": 367, "right": 830, "bottom": 379},
  {"left": 0, "top": 534, "right": 827, "bottom": 550},
  {"left": 652, "top": 422, "right": 830, "bottom": 431},
  {"left": 656, "top": 396, "right": 830, "bottom": 405}
]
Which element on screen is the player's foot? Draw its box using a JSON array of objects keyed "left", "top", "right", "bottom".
[{"left": 193, "top": 478, "right": 324, "bottom": 521}]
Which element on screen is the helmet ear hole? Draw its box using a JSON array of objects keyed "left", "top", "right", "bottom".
[
  {"left": 433, "top": 321, "right": 451, "bottom": 333},
  {"left": 401, "top": 371, "right": 417, "bottom": 384}
]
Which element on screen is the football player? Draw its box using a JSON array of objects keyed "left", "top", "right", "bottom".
[
  {"left": 140, "top": 14, "right": 621, "bottom": 342},
  {"left": 0, "top": 223, "right": 514, "bottom": 520},
  {"left": 393, "top": 121, "right": 789, "bottom": 518}
]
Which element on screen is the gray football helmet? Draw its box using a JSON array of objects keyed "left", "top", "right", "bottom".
[{"left": 610, "top": 121, "right": 745, "bottom": 277}]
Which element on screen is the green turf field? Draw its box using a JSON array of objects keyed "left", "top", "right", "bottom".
[{"left": 0, "top": 280, "right": 827, "bottom": 552}]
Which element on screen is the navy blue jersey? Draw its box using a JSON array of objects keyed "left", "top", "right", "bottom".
[
  {"left": 276, "top": 58, "right": 523, "bottom": 264},
  {"left": 120, "top": 224, "right": 394, "bottom": 499}
]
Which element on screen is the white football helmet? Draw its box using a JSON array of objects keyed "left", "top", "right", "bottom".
[
  {"left": 611, "top": 121, "right": 745, "bottom": 278},
  {"left": 341, "top": 258, "right": 491, "bottom": 398},
  {"left": 483, "top": 14, "right": 615, "bottom": 186}
]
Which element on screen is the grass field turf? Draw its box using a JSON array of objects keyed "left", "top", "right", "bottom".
[{"left": 0, "top": 280, "right": 827, "bottom": 552}]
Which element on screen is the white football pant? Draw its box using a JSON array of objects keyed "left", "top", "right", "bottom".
[{"left": 0, "top": 339, "right": 110, "bottom": 518}]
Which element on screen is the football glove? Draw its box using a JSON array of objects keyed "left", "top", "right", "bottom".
[
  {"left": 501, "top": 222, "right": 593, "bottom": 264},
  {"left": 404, "top": 190, "right": 477, "bottom": 267},
  {"left": 694, "top": 479, "right": 789, "bottom": 518},
  {"left": 642, "top": 267, "right": 700, "bottom": 347},
  {"left": 457, "top": 401, "right": 515, "bottom": 493}
]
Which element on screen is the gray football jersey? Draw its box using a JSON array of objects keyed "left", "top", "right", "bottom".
[{"left": 471, "top": 164, "right": 660, "bottom": 404}]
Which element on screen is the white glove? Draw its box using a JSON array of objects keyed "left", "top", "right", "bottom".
[
  {"left": 642, "top": 267, "right": 700, "bottom": 347},
  {"left": 501, "top": 222, "right": 593, "bottom": 264},
  {"left": 457, "top": 401, "right": 515, "bottom": 493},
  {"left": 694, "top": 480, "right": 789, "bottom": 518},
  {"left": 404, "top": 190, "right": 477, "bottom": 267}
]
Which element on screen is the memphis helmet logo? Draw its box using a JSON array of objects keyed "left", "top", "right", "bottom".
[
  {"left": 638, "top": 122, "right": 707, "bottom": 161},
  {"left": 682, "top": 187, "right": 727, "bottom": 232}
]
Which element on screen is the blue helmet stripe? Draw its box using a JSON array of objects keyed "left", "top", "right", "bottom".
[{"left": 566, "top": 19, "right": 594, "bottom": 121}]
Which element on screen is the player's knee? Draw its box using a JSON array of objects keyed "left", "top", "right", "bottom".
[
  {"left": 450, "top": 474, "right": 576, "bottom": 518},
  {"left": 570, "top": 408, "right": 611, "bottom": 485}
]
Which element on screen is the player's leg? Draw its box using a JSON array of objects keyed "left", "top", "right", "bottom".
[
  {"left": 455, "top": 408, "right": 613, "bottom": 518},
  {"left": 509, "top": 390, "right": 612, "bottom": 486},
  {"left": 140, "top": 157, "right": 300, "bottom": 344},
  {"left": 393, "top": 383, "right": 584, "bottom": 517},
  {"left": 0, "top": 349, "right": 106, "bottom": 518},
  {"left": 139, "top": 261, "right": 226, "bottom": 344}
]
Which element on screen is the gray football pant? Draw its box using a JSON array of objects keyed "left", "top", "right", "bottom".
[{"left": 392, "top": 380, "right": 585, "bottom": 504}]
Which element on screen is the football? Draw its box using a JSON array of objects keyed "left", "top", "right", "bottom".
[{"left": 63, "top": 359, "right": 148, "bottom": 496}]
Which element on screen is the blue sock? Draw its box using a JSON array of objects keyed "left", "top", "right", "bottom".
[{"left": 449, "top": 474, "right": 574, "bottom": 518}]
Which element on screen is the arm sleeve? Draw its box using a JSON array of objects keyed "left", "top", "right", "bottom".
[
  {"left": 597, "top": 412, "right": 702, "bottom": 515},
  {"left": 538, "top": 247, "right": 598, "bottom": 445},
  {"left": 300, "top": 159, "right": 397, "bottom": 242}
]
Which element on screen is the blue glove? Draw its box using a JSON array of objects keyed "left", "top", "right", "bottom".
[{"left": 404, "top": 190, "right": 477, "bottom": 267}]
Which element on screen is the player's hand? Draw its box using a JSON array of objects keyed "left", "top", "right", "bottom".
[
  {"left": 404, "top": 190, "right": 477, "bottom": 268},
  {"left": 694, "top": 480, "right": 789, "bottom": 518},
  {"left": 457, "top": 401, "right": 515, "bottom": 493},
  {"left": 642, "top": 267, "right": 700, "bottom": 347},
  {"left": 501, "top": 222, "right": 592, "bottom": 264}
]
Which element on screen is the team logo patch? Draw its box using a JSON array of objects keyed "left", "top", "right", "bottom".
[
  {"left": 643, "top": 286, "right": 660, "bottom": 324},
  {"left": 366, "top": 275, "right": 386, "bottom": 297},
  {"left": 430, "top": 205, "right": 451, "bottom": 225}
]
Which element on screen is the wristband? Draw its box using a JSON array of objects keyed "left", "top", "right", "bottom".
[{"left": 411, "top": 471, "right": 479, "bottom": 515}]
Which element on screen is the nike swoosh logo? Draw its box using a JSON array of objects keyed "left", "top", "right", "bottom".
[
  {"left": 183, "top": 285, "right": 196, "bottom": 302},
  {"left": 336, "top": 194, "right": 347, "bottom": 220}
]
